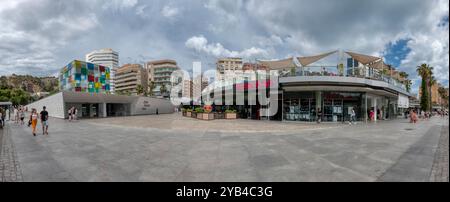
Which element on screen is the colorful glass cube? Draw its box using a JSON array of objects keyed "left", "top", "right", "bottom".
[{"left": 59, "top": 60, "right": 110, "bottom": 93}]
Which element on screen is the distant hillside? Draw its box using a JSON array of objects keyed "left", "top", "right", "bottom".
[{"left": 0, "top": 74, "right": 59, "bottom": 94}]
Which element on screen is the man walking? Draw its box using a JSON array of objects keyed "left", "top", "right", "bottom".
[
  {"left": 40, "top": 106, "right": 49, "bottom": 135},
  {"left": 349, "top": 107, "right": 356, "bottom": 125}
]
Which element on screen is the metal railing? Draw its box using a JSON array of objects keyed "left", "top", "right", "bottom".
[{"left": 280, "top": 66, "right": 407, "bottom": 91}]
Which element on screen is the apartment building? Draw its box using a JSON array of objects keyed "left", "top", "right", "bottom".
[
  {"left": 216, "top": 57, "right": 243, "bottom": 73},
  {"left": 115, "top": 64, "right": 147, "bottom": 95},
  {"left": 146, "top": 59, "right": 180, "bottom": 96},
  {"left": 86, "top": 48, "right": 119, "bottom": 93}
]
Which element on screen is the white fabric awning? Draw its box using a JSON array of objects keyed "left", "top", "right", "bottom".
[
  {"left": 346, "top": 51, "right": 381, "bottom": 65},
  {"left": 297, "top": 50, "right": 338, "bottom": 66},
  {"left": 258, "top": 58, "right": 297, "bottom": 70}
]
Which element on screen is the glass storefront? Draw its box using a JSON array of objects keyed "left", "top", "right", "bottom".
[
  {"left": 283, "top": 91, "right": 364, "bottom": 122},
  {"left": 284, "top": 92, "right": 316, "bottom": 122}
]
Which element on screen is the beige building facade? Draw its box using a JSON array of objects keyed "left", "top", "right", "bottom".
[
  {"left": 146, "top": 59, "right": 180, "bottom": 95},
  {"left": 216, "top": 57, "right": 243, "bottom": 75},
  {"left": 115, "top": 64, "right": 148, "bottom": 95}
]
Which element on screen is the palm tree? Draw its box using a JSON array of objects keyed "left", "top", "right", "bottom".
[
  {"left": 147, "top": 81, "right": 156, "bottom": 97},
  {"left": 416, "top": 64, "right": 433, "bottom": 111},
  {"left": 405, "top": 79, "right": 412, "bottom": 93},
  {"left": 136, "top": 84, "right": 144, "bottom": 96},
  {"left": 160, "top": 83, "right": 168, "bottom": 96},
  {"left": 399, "top": 71, "right": 409, "bottom": 79},
  {"left": 398, "top": 71, "right": 411, "bottom": 92}
]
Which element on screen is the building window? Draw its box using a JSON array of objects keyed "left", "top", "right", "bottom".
[{"left": 347, "top": 58, "right": 353, "bottom": 68}]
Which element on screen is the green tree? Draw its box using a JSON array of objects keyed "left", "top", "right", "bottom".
[
  {"left": 147, "top": 81, "right": 156, "bottom": 97},
  {"left": 160, "top": 83, "right": 168, "bottom": 96},
  {"left": 136, "top": 84, "right": 144, "bottom": 96},
  {"left": 416, "top": 64, "right": 433, "bottom": 111},
  {"left": 399, "top": 71, "right": 409, "bottom": 78},
  {"left": 420, "top": 79, "right": 429, "bottom": 111},
  {"left": 405, "top": 79, "right": 412, "bottom": 93}
]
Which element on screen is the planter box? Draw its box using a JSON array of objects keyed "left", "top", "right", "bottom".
[
  {"left": 225, "top": 113, "right": 237, "bottom": 119},
  {"left": 191, "top": 112, "right": 197, "bottom": 118},
  {"left": 195, "top": 113, "right": 215, "bottom": 120},
  {"left": 186, "top": 112, "right": 191, "bottom": 117},
  {"left": 202, "top": 113, "right": 214, "bottom": 120},
  {"left": 214, "top": 113, "right": 225, "bottom": 119},
  {"left": 182, "top": 111, "right": 187, "bottom": 116}
]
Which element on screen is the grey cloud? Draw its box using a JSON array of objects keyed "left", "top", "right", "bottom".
[{"left": 0, "top": 0, "right": 447, "bottom": 94}]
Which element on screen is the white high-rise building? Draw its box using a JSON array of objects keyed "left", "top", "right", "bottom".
[{"left": 86, "top": 48, "right": 119, "bottom": 93}]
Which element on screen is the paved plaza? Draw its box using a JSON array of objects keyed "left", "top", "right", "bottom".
[{"left": 1, "top": 113, "right": 448, "bottom": 182}]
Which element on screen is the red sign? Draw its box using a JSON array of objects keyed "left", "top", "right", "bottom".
[{"left": 235, "top": 80, "right": 275, "bottom": 91}]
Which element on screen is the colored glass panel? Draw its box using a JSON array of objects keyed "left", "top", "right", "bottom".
[
  {"left": 75, "top": 73, "right": 81, "bottom": 80},
  {"left": 87, "top": 63, "right": 94, "bottom": 70},
  {"left": 81, "top": 67, "right": 87, "bottom": 75}
]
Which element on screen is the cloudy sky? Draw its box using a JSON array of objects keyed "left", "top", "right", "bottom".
[{"left": 0, "top": 0, "right": 448, "bottom": 94}]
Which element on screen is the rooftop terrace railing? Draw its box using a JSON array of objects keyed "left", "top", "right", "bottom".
[{"left": 280, "top": 66, "right": 407, "bottom": 91}]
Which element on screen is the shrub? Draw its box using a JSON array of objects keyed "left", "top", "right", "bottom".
[{"left": 194, "top": 107, "right": 204, "bottom": 113}]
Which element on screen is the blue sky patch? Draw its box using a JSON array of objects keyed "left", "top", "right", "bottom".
[{"left": 383, "top": 39, "right": 411, "bottom": 67}]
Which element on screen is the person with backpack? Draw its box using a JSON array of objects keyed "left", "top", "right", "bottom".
[{"left": 40, "top": 106, "right": 49, "bottom": 135}]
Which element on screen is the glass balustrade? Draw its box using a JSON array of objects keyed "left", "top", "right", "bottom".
[{"left": 279, "top": 66, "right": 407, "bottom": 91}]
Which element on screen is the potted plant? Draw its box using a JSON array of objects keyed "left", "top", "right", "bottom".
[
  {"left": 225, "top": 109, "right": 237, "bottom": 119},
  {"left": 202, "top": 108, "right": 214, "bottom": 120},
  {"left": 182, "top": 108, "right": 187, "bottom": 116},
  {"left": 195, "top": 107, "right": 204, "bottom": 119},
  {"left": 186, "top": 108, "right": 193, "bottom": 117}
]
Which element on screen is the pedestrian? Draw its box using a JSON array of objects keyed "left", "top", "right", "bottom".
[
  {"left": 68, "top": 107, "right": 72, "bottom": 121},
  {"left": 20, "top": 108, "right": 25, "bottom": 125},
  {"left": 412, "top": 110, "right": 418, "bottom": 124},
  {"left": 369, "top": 109, "right": 374, "bottom": 121},
  {"left": 40, "top": 106, "right": 49, "bottom": 135},
  {"left": 317, "top": 108, "right": 322, "bottom": 123},
  {"left": 73, "top": 107, "right": 78, "bottom": 121},
  {"left": 377, "top": 108, "right": 382, "bottom": 120},
  {"left": 15, "top": 106, "right": 19, "bottom": 124},
  {"left": 0, "top": 109, "right": 3, "bottom": 128},
  {"left": 349, "top": 107, "right": 356, "bottom": 125},
  {"left": 6, "top": 108, "right": 9, "bottom": 121},
  {"left": 1, "top": 108, "right": 5, "bottom": 127},
  {"left": 30, "top": 108, "right": 38, "bottom": 136}
]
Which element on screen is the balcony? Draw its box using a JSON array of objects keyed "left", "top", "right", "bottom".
[{"left": 279, "top": 66, "right": 409, "bottom": 95}]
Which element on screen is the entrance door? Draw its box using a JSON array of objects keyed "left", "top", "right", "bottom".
[
  {"left": 92, "top": 103, "right": 99, "bottom": 118},
  {"left": 81, "top": 104, "right": 90, "bottom": 118}
]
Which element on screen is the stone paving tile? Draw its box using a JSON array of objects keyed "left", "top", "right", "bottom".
[
  {"left": 0, "top": 126, "right": 23, "bottom": 182},
  {"left": 5, "top": 114, "right": 450, "bottom": 182},
  {"left": 430, "top": 125, "right": 449, "bottom": 182}
]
